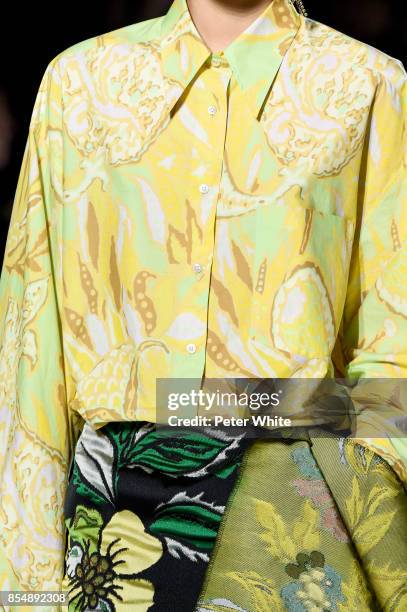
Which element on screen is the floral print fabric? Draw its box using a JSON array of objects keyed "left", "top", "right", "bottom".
[
  {"left": 1, "top": 0, "right": 407, "bottom": 595},
  {"left": 197, "top": 435, "right": 407, "bottom": 611},
  {"left": 62, "top": 422, "right": 251, "bottom": 610}
]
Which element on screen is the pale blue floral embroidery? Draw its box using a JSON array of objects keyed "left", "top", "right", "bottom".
[
  {"left": 291, "top": 446, "right": 322, "bottom": 480},
  {"left": 281, "top": 551, "right": 345, "bottom": 611}
]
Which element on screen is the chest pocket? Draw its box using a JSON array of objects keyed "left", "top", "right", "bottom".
[{"left": 249, "top": 201, "right": 355, "bottom": 359}]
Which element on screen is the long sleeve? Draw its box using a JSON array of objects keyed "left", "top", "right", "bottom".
[
  {"left": 338, "top": 57, "right": 407, "bottom": 484},
  {"left": 0, "top": 57, "right": 81, "bottom": 596}
]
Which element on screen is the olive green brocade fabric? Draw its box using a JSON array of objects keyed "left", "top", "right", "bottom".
[{"left": 196, "top": 436, "right": 407, "bottom": 612}]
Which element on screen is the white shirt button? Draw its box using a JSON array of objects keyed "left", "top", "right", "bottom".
[
  {"left": 193, "top": 263, "right": 203, "bottom": 273},
  {"left": 199, "top": 184, "right": 209, "bottom": 194},
  {"left": 212, "top": 55, "right": 222, "bottom": 67},
  {"left": 186, "top": 343, "right": 197, "bottom": 354},
  {"left": 208, "top": 105, "right": 217, "bottom": 116}
]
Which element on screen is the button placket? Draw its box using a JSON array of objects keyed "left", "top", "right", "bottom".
[{"left": 182, "top": 60, "right": 230, "bottom": 368}]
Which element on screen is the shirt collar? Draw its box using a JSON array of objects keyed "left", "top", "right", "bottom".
[{"left": 160, "top": 0, "right": 302, "bottom": 119}]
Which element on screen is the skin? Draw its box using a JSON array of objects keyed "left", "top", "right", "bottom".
[{"left": 187, "top": 0, "right": 273, "bottom": 52}]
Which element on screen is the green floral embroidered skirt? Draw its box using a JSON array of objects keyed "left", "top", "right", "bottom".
[{"left": 62, "top": 423, "right": 407, "bottom": 611}]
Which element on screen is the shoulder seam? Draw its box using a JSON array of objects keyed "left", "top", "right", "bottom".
[{"left": 47, "top": 15, "right": 164, "bottom": 64}]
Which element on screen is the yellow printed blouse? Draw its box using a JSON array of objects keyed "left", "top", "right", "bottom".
[{"left": 0, "top": 0, "right": 406, "bottom": 595}]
